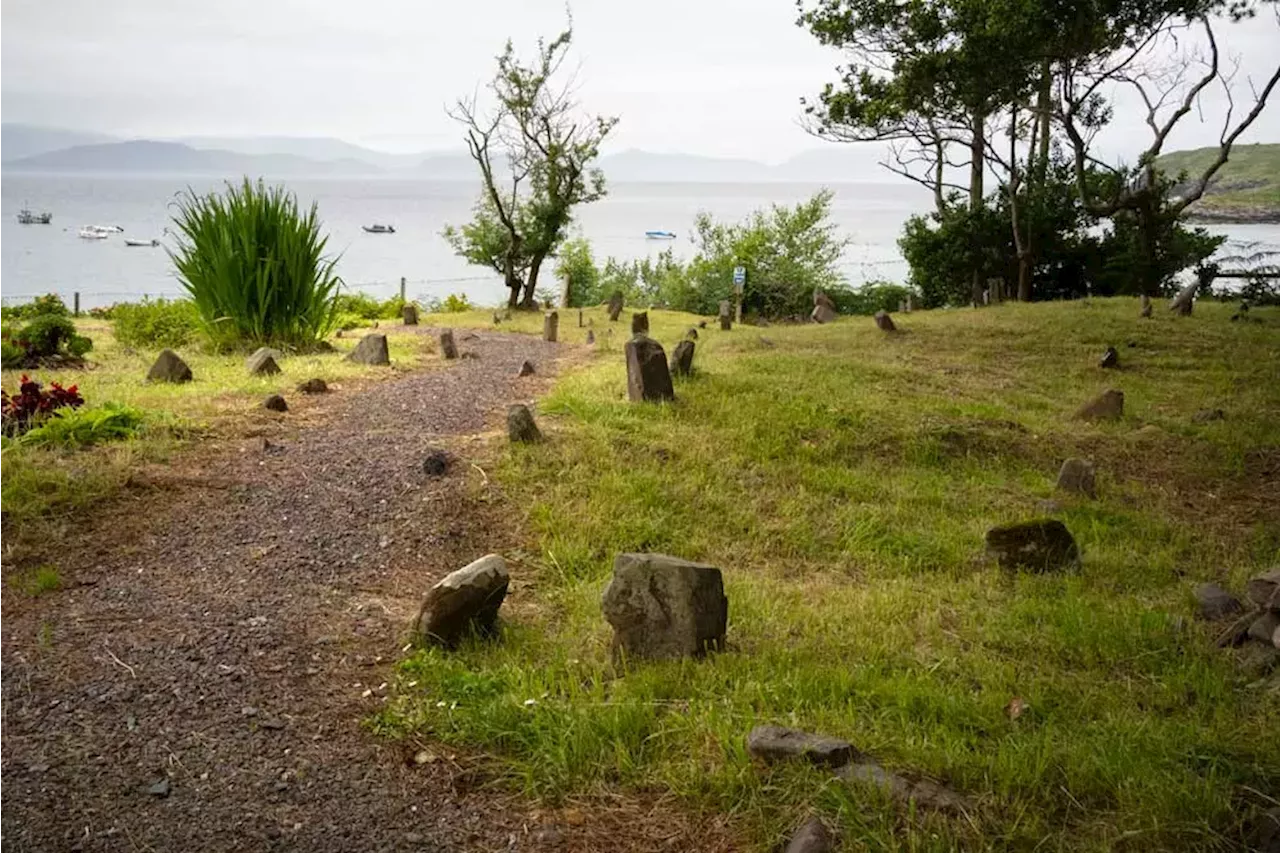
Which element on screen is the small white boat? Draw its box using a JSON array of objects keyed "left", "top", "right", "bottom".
[
  {"left": 124, "top": 238, "right": 160, "bottom": 247},
  {"left": 645, "top": 230, "right": 677, "bottom": 239},
  {"left": 92, "top": 224, "right": 125, "bottom": 233},
  {"left": 362, "top": 223, "right": 396, "bottom": 234},
  {"left": 79, "top": 226, "right": 111, "bottom": 240}
]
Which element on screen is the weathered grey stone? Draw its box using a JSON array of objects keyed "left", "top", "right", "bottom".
[
  {"left": 601, "top": 553, "right": 727, "bottom": 660},
  {"left": 811, "top": 289, "right": 838, "bottom": 324},
  {"left": 985, "top": 519, "right": 1080, "bottom": 572},
  {"left": 685, "top": 327, "right": 699, "bottom": 340},
  {"left": 1055, "top": 458, "right": 1096, "bottom": 498},
  {"left": 839, "top": 762, "right": 912, "bottom": 798},
  {"left": 1249, "top": 612, "right": 1280, "bottom": 645},
  {"left": 669, "top": 339, "right": 695, "bottom": 377},
  {"left": 297, "top": 377, "right": 328, "bottom": 394},
  {"left": 422, "top": 449, "right": 451, "bottom": 477},
  {"left": 837, "top": 763, "right": 972, "bottom": 813},
  {"left": 147, "top": 349, "right": 193, "bottom": 383},
  {"left": 1192, "top": 408, "right": 1225, "bottom": 424},
  {"left": 402, "top": 304, "right": 419, "bottom": 325},
  {"left": 1247, "top": 569, "right": 1280, "bottom": 610},
  {"left": 246, "top": 347, "right": 283, "bottom": 376},
  {"left": 625, "top": 335, "right": 675, "bottom": 403},
  {"left": 1140, "top": 294, "right": 1153, "bottom": 318},
  {"left": 585, "top": 330, "right": 595, "bottom": 345},
  {"left": 1194, "top": 583, "right": 1244, "bottom": 621},
  {"left": 543, "top": 311, "right": 559, "bottom": 343},
  {"left": 507, "top": 404, "right": 542, "bottom": 443},
  {"left": 784, "top": 816, "right": 833, "bottom": 853},
  {"left": 719, "top": 300, "right": 733, "bottom": 331},
  {"left": 607, "top": 291, "right": 624, "bottom": 322},
  {"left": 439, "top": 330, "right": 458, "bottom": 360},
  {"left": 631, "top": 312, "right": 649, "bottom": 336},
  {"left": 346, "top": 334, "right": 390, "bottom": 366},
  {"left": 263, "top": 394, "right": 287, "bottom": 412},
  {"left": 518, "top": 360, "right": 536, "bottom": 377},
  {"left": 698, "top": 320, "right": 707, "bottom": 329},
  {"left": 746, "top": 725, "right": 855, "bottom": 768},
  {"left": 1074, "top": 389, "right": 1124, "bottom": 421},
  {"left": 414, "top": 554, "right": 509, "bottom": 648},
  {"left": 873, "top": 310, "right": 896, "bottom": 332},
  {"left": 1170, "top": 280, "right": 1198, "bottom": 315},
  {"left": 1099, "top": 346, "right": 1119, "bottom": 369}
]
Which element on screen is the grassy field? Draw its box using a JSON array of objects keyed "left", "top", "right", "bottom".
[
  {"left": 1, "top": 319, "right": 433, "bottom": 537},
  {"left": 378, "top": 300, "right": 1280, "bottom": 851},
  {"left": 1157, "top": 142, "right": 1280, "bottom": 219}
]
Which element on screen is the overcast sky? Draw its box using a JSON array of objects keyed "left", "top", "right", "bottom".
[{"left": 2, "top": 0, "right": 1277, "bottom": 161}]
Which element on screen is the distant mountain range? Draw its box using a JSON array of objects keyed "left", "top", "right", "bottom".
[{"left": 1, "top": 122, "right": 889, "bottom": 183}]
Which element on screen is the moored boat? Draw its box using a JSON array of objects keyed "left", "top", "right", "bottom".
[
  {"left": 16, "top": 208, "right": 53, "bottom": 225},
  {"left": 362, "top": 224, "right": 396, "bottom": 234},
  {"left": 124, "top": 238, "right": 160, "bottom": 247},
  {"left": 79, "top": 226, "right": 112, "bottom": 240},
  {"left": 644, "top": 230, "right": 676, "bottom": 239}
]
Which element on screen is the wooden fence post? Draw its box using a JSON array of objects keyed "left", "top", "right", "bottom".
[
  {"left": 399, "top": 277, "right": 407, "bottom": 303},
  {"left": 74, "top": 292, "right": 81, "bottom": 317}
]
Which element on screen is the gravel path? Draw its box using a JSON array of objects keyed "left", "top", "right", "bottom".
[{"left": 2, "top": 329, "right": 728, "bottom": 853}]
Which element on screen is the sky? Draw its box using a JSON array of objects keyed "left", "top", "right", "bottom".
[{"left": 2, "top": 0, "right": 1278, "bottom": 161}]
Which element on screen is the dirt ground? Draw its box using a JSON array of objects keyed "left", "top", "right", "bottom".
[{"left": 1, "top": 328, "right": 740, "bottom": 853}]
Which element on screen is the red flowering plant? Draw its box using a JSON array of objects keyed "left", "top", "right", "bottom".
[{"left": 1, "top": 374, "right": 85, "bottom": 437}]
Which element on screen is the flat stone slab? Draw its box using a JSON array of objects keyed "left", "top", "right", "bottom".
[
  {"left": 601, "top": 553, "right": 726, "bottom": 660},
  {"left": 1194, "top": 583, "right": 1244, "bottom": 621},
  {"left": 837, "top": 762, "right": 973, "bottom": 813},
  {"left": 346, "top": 334, "right": 389, "bottom": 365},
  {"left": 147, "top": 349, "right": 193, "bottom": 383},
  {"left": 414, "top": 554, "right": 509, "bottom": 648},
  {"left": 985, "top": 519, "right": 1079, "bottom": 572},
  {"left": 746, "top": 725, "right": 856, "bottom": 768}
]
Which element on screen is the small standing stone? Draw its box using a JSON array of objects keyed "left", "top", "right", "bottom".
[
  {"left": 147, "top": 349, "right": 193, "bottom": 383},
  {"left": 414, "top": 554, "right": 509, "bottom": 648},
  {"left": 811, "top": 289, "right": 838, "bottom": 324},
  {"left": 1169, "top": 280, "right": 1197, "bottom": 316},
  {"left": 625, "top": 335, "right": 675, "bottom": 402},
  {"left": 1140, "top": 294, "right": 1153, "bottom": 318},
  {"left": 698, "top": 320, "right": 707, "bottom": 329},
  {"left": 246, "top": 347, "right": 283, "bottom": 376},
  {"left": 600, "top": 553, "right": 728, "bottom": 660},
  {"left": 1099, "top": 346, "right": 1119, "bottom": 369},
  {"left": 578, "top": 309, "right": 583, "bottom": 328},
  {"left": 669, "top": 339, "right": 695, "bottom": 377},
  {"left": 985, "top": 519, "right": 1080, "bottom": 572},
  {"left": 746, "top": 725, "right": 856, "bottom": 768},
  {"left": 1074, "top": 389, "right": 1124, "bottom": 421},
  {"left": 585, "top": 330, "right": 595, "bottom": 345},
  {"left": 346, "top": 334, "right": 390, "bottom": 366},
  {"left": 507, "top": 404, "right": 542, "bottom": 443},
  {"left": 297, "top": 378, "right": 328, "bottom": 394},
  {"left": 1247, "top": 569, "right": 1280, "bottom": 610},
  {"left": 686, "top": 327, "right": 699, "bottom": 340},
  {"left": 439, "top": 330, "right": 458, "bottom": 360},
  {"left": 422, "top": 449, "right": 451, "bottom": 477},
  {"left": 517, "top": 360, "right": 536, "bottom": 377},
  {"left": 873, "top": 310, "right": 896, "bottom": 332},
  {"left": 631, "top": 311, "right": 649, "bottom": 336},
  {"left": 607, "top": 292, "right": 624, "bottom": 322},
  {"left": 784, "top": 817, "right": 834, "bottom": 853},
  {"left": 263, "top": 394, "right": 287, "bottom": 412},
  {"left": 543, "top": 311, "right": 559, "bottom": 343},
  {"left": 1194, "top": 583, "right": 1244, "bottom": 621},
  {"left": 1055, "top": 458, "right": 1096, "bottom": 498},
  {"left": 718, "top": 300, "right": 733, "bottom": 331},
  {"left": 402, "top": 304, "right": 419, "bottom": 325}
]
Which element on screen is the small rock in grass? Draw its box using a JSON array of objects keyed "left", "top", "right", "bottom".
[
  {"left": 1246, "top": 569, "right": 1280, "bottom": 610},
  {"left": 507, "top": 404, "right": 542, "bottom": 443},
  {"left": 698, "top": 320, "right": 707, "bottom": 329},
  {"left": 784, "top": 816, "right": 833, "bottom": 853},
  {"left": 686, "top": 327, "right": 699, "bottom": 340},
  {"left": 1074, "top": 389, "right": 1124, "bottom": 421},
  {"left": 1249, "top": 612, "right": 1280, "bottom": 645},
  {"left": 601, "top": 553, "right": 727, "bottom": 660},
  {"left": 346, "top": 334, "right": 390, "bottom": 366},
  {"left": 1099, "top": 346, "right": 1119, "bottom": 369},
  {"left": 1055, "top": 458, "right": 1096, "bottom": 498},
  {"left": 985, "top": 519, "right": 1079, "bottom": 572},
  {"left": 414, "top": 554, "right": 509, "bottom": 648},
  {"left": 460, "top": 351, "right": 479, "bottom": 360},
  {"left": 422, "top": 449, "right": 451, "bottom": 477},
  {"left": 873, "top": 310, "right": 896, "bottom": 332},
  {"left": 146, "top": 778, "right": 171, "bottom": 798},
  {"left": 669, "top": 339, "right": 695, "bottom": 377},
  {"left": 1194, "top": 583, "right": 1244, "bottom": 621},
  {"left": 1192, "top": 408, "right": 1225, "bottom": 424},
  {"left": 439, "top": 330, "right": 458, "bottom": 360},
  {"left": 631, "top": 311, "right": 649, "bottom": 336},
  {"left": 297, "top": 378, "right": 328, "bottom": 394},
  {"left": 402, "top": 304, "right": 419, "bottom": 326},
  {"left": 518, "top": 360, "right": 535, "bottom": 377},
  {"left": 246, "top": 347, "right": 283, "bottom": 376},
  {"left": 531, "top": 827, "right": 566, "bottom": 847},
  {"left": 840, "top": 762, "right": 911, "bottom": 798},
  {"left": 147, "top": 349, "right": 193, "bottom": 383},
  {"left": 625, "top": 336, "right": 675, "bottom": 403},
  {"left": 585, "top": 330, "right": 595, "bottom": 345},
  {"left": 838, "top": 763, "right": 972, "bottom": 813},
  {"left": 264, "top": 394, "right": 287, "bottom": 412},
  {"left": 746, "top": 725, "right": 855, "bottom": 768}
]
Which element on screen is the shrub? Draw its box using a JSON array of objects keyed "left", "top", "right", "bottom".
[
  {"left": 111, "top": 298, "right": 201, "bottom": 348},
  {"left": 837, "top": 281, "right": 919, "bottom": 315},
  {"left": 169, "top": 178, "right": 342, "bottom": 350},
  {"left": 2, "top": 314, "right": 93, "bottom": 368},
  {"left": 18, "top": 402, "right": 145, "bottom": 448},
  {"left": 440, "top": 293, "right": 473, "bottom": 313},
  {"left": 0, "top": 294, "right": 71, "bottom": 322},
  {"left": 334, "top": 292, "right": 406, "bottom": 320},
  {"left": 1, "top": 375, "right": 85, "bottom": 437}
]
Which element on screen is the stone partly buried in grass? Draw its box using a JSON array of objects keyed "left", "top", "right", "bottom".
[
  {"left": 414, "top": 554, "right": 509, "bottom": 648},
  {"left": 600, "top": 553, "right": 728, "bottom": 660},
  {"left": 346, "top": 333, "right": 390, "bottom": 366},
  {"left": 297, "top": 378, "right": 328, "bottom": 394},
  {"left": 1055, "top": 458, "right": 1096, "bottom": 498},
  {"left": 147, "top": 349, "right": 193, "bottom": 383},
  {"left": 625, "top": 335, "right": 675, "bottom": 403},
  {"left": 507, "top": 404, "right": 542, "bottom": 443},
  {"left": 746, "top": 725, "right": 856, "bottom": 768},
  {"left": 1074, "top": 388, "right": 1124, "bottom": 421},
  {"left": 245, "top": 347, "right": 283, "bottom": 376},
  {"left": 985, "top": 519, "right": 1080, "bottom": 572},
  {"left": 263, "top": 394, "right": 287, "bottom": 412}
]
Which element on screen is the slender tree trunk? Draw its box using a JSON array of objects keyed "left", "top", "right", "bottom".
[
  {"left": 969, "top": 108, "right": 987, "bottom": 305},
  {"left": 1035, "top": 59, "right": 1052, "bottom": 185},
  {"left": 521, "top": 253, "right": 548, "bottom": 309}
]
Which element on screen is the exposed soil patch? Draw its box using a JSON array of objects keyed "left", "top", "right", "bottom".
[{"left": 2, "top": 328, "right": 739, "bottom": 853}]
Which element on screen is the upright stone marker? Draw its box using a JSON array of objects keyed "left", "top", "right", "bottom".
[
  {"left": 873, "top": 310, "right": 896, "bottom": 332},
  {"left": 507, "top": 404, "right": 542, "bottom": 443},
  {"left": 439, "top": 330, "right": 458, "bottom": 360},
  {"left": 543, "top": 310, "right": 559, "bottom": 343},
  {"left": 346, "top": 334, "right": 390, "bottom": 365},
  {"left": 402, "top": 304, "right": 419, "bottom": 325},
  {"left": 669, "top": 339, "right": 695, "bottom": 377},
  {"left": 245, "top": 347, "right": 283, "bottom": 376},
  {"left": 1099, "top": 346, "right": 1119, "bottom": 369},
  {"left": 607, "top": 291, "right": 624, "bottom": 322},
  {"left": 631, "top": 311, "right": 649, "bottom": 336},
  {"left": 718, "top": 300, "right": 733, "bottom": 331},
  {"left": 1074, "top": 389, "right": 1124, "bottom": 421},
  {"left": 585, "top": 330, "right": 595, "bottom": 345},
  {"left": 811, "top": 289, "right": 838, "bottom": 324},
  {"left": 1055, "top": 458, "right": 1096, "bottom": 497},
  {"left": 147, "top": 349, "right": 193, "bottom": 383},
  {"left": 601, "top": 553, "right": 728, "bottom": 660},
  {"left": 985, "top": 520, "right": 1080, "bottom": 572},
  {"left": 1140, "top": 295, "right": 1153, "bottom": 318},
  {"left": 414, "top": 554, "right": 509, "bottom": 648},
  {"left": 625, "top": 335, "right": 675, "bottom": 402},
  {"left": 1170, "top": 280, "right": 1198, "bottom": 316}
]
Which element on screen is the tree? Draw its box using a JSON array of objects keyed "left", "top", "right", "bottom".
[{"left": 444, "top": 27, "right": 617, "bottom": 310}]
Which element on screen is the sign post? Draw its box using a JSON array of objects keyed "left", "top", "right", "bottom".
[{"left": 732, "top": 266, "right": 746, "bottom": 324}]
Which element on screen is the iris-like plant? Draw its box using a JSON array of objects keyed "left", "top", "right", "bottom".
[{"left": 168, "top": 179, "right": 342, "bottom": 350}]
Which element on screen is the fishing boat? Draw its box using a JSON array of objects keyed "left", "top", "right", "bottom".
[
  {"left": 17, "top": 208, "right": 53, "bottom": 224},
  {"left": 124, "top": 238, "right": 160, "bottom": 247},
  {"left": 644, "top": 230, "right": 677, "bottom": 239},
  {"left": 362, "top": 224, "right": 396, "bottom": 234},
  {"left": 78, "top": 225, "right": 113, "bottom": 240}
]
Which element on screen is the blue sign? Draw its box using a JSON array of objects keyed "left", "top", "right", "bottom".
[{"left": 732, "top": 266, "right": 746, "bottom": 285}]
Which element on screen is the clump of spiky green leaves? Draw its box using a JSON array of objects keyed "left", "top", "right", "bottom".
[{"left": 168, "top": 178, "right": 341, "bottom": 350}]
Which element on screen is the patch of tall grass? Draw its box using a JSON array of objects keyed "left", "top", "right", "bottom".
[{"left": 169, "top": 178, "right": 341, "bottom": 350}]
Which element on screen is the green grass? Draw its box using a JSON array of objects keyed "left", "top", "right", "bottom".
[
  {"left": 380, "top": 299, "right": 1280, "bottom": 851},
  {"left": 1156, "top": 142, "right": 1280, "bottom": 216},
  {"left": 12, "top": 564, "right": 62, "bottom": 595},
  {"left": 1, "top": 318, "right": 433, "bottom": 532}
]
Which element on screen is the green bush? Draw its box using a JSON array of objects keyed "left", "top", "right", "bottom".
[
  {"left": 111, "top": 298, "right": 201, "bottom": 348},
  {"left": 0, "top": 294, "right": 70, "bottom": 322},
  {"left": 17, "top": 403, "right": 145, "bottom": 449},
  {"left": 424, "top": 293, "right": 473, "bottom": 313},
  {"left": 169, "top": 178, "right": 342, "bottom": 350},
  {"left": 1, "top": 313, "right": 92, "bottom": 367}
]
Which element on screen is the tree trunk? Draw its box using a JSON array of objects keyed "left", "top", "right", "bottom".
[
  {"left": 1034, "top": 60, "right": 1052, "bottom": 185},
  {"left": 969, "top": 108, "right": 986, "bottom": 304},
  {"left": 521, "top": 253, "right": 548, "bottom": 309}
]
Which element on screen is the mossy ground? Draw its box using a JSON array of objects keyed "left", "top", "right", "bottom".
[{"left": 378, "top": 298, "right": 1280, "bottom": 852}]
